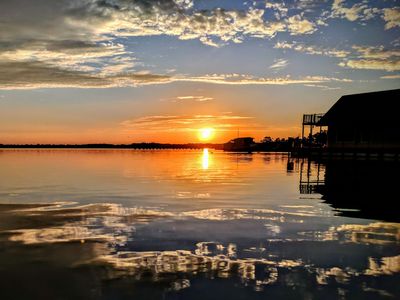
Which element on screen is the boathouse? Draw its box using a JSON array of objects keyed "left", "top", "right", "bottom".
[
  {"left": 318, "top": 89, "right": 400, "bottom": 152},
  {"left": 223, "top": 137, "right": 255, "bottom": 152}
]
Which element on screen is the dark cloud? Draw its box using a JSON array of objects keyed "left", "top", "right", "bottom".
[
  {"left": 0, "top": 0, "right": 84, "bottom": 42},
  {"left": 0, "top": 0, "right": 291, "bottom": 88},
  {"left": 2, "top": 0, "right": 390, "bottom": 89},
  {"left": 0, "top": 61, "right": 171, "bottom": 89},
  {"left": 0, "top": 61, "right": 107, "bottom": 88}
]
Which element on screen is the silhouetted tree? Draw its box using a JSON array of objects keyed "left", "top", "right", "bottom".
[{"left": 261, "top": 136, "right": 273, "bottom": 143}]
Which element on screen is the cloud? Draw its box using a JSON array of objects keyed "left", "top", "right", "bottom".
[
  {"left": 1, "top": 0, "right": 327, "bottom": 89},
  {"left": 329, "top": 0, "right": 400, "bottom": 30},
  {"left": 286, "top": 15, "right": 317, "bottom": 35},
  {"left": 0, "top": 0, "right": 378, "bottom": 89},
  {"left": 172, "top": 74, "right": 352, "bottom": 85},
  {"left": 0, "top": 61, "right": 171, "bottom": 89},
  {"left": 304, "top": 84, "right": 341, "bottom": 90},
  {"left": 0, "top": 60, "right": 353, "bottom": 90},
  {"left": 269, "top": 59, "right": 289, "bottom": 70},
  {"left": 0, "top": 40, "right": 133, "bottom": 74},
  {"left": 265, "top": 2, "right": 288, "bottom": 19},
  {"left": 352, "top": 45, "right": 400, "bottom": 59},
  {"left": 176, "top": 96, "right": 213, "bottom": 102},
  {"left": 274, "top": 41, "right": 400, "bottom": 72},
  {"left": 120, "top": 114, "right": 255, "bottom": 132},
  {"left": 339, "top": 59, "right": 400, "bottom": 72},
  {"left": 338, "top": 45, "right": 400, "bottom": 71},
  {"left": 0, "top": 0, "right": 288, "bottom": 49},
  {"left": 162, "top": 95, "right": 214, "bottom": 102},
  {"left": 380, "top": 74, "right": 400, "bottom": 79},
  {"left": 330, "top": 1, "right": 399, "bottom": 31},
  {"left": 331, "top": 0, "right": 372, "bottom": 22},
  {"left": 0, "top": 61, "right": 106, "bottom": 89},
  {"left": 275, "top": 41, "right": 350, "bottom": 58},
  {"left": 383, "top": 7, "right": 400, "bottom": 30}
]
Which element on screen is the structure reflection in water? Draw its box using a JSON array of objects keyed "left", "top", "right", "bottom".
[{"left": 298, "top": 157, "right": 400, "bottom": 221}]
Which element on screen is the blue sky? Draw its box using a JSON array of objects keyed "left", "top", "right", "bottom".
[{"left": 0, "top": 0, "right": 399, "bottom": 143}]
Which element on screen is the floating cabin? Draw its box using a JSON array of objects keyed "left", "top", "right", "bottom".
[{"left": 317, "top": 89, "right": 400, "bottom": 153}]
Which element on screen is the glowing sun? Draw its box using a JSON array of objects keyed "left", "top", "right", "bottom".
[{"left": 198, "top": 127, "right": 215, "bottom": 141}]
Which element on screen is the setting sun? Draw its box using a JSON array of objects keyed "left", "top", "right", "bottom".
[{"left": 198, "top": 128, "right": 215, "bottom": 141}]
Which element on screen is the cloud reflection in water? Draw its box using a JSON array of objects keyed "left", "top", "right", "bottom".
[{"left": 1, "top": 201, "right": 399, "bottom": 295}]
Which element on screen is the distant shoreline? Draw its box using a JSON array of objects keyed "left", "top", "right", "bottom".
[
  {"left": 0, "top": 141, "right": 295, "bottom": 152},
  {"left": 0, "top": 143, "right": 224, "bottom": 150}
]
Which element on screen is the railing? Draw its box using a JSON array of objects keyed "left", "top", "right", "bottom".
[{"left": 302, "top": 114, "right": 324, "bottom": 125}]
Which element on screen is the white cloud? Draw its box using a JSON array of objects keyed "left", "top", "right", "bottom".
[
  {"left": 339, "top": 59, "right": 400, "bottom": 72},
  {"left": 330, "top": 1, "right": 399, "bottom": 32},
  {"left": 163, "top": 95, "right": 213, "bottom": 102},
  {"left": 66, "top": 3, "right": 288, "bottom": 46},
  {"left": 274, "top": 41, "right": 400, "bottom": 72},
  {"left": 177, "top": 96, "right": 213, "bottom": 102},
  {"left": 383, "top": 7, "right": 400, "bottom": 30},
  {"left": 269, "top": 59, "right": 289, "bottom": 70},
  {"left": 338, "top": 45, "right": 400, "bottom": 72},
  {"left": 352, "top": 45, "right": 400, "bottom": 59},
  {"left": 331, "top": 0, "right": 369, "bottom": 21},
  {"left": 173, "top": 74, "right": 352, "bottom": 85},
  {"left": 380, "top": 74, "right": 400, "bottom": 79},
  {"left": 304, "top": 84, "right": 341, "bottom": 90},
  {"left": 286, "top": 15, "right": 317, "bottom": 35},
  {"left": 265, "top": 2, "right": 288, "bottom": 19},
  {"left": 275, "top": 41, "right": 350, "bottom": 57}
]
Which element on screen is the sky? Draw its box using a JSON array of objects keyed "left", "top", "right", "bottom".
[{"left": 0, "top": 0, "right": 399, "bottom": 144}]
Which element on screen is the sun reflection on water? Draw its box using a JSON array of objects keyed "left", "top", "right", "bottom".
[{"left": 201, "top": 148, "right": 210, "bottom": 170}]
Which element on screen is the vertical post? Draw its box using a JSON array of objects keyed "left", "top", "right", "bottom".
[
  {"left": 300, "top": 160, "right": 304, "bottom": 183},
  {"left": 319, "top": 126, "right": 322, "bottom": 148},
  {"left": 301, "top": 115, "right": 305, "bottom": 148}
]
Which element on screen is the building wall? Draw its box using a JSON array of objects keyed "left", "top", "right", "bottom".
[{"left": 327, "top": 123, "right": 400, "bottom": 150}]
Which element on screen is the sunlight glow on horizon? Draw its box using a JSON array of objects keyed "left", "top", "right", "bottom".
[{"left": 198, "top": 128, "right": 215, "bottom": 141}]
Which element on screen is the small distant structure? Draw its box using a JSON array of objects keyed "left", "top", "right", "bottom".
[
  {"left": 223, "top": 137, "right": 255, "bottom": 152},
  {"left": 318, "top": 89, "right": 400, "bottom": 152}
]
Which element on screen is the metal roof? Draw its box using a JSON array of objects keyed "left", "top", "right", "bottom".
[{"left": 318, "top": 89, "right": 400, "bottom": 126}]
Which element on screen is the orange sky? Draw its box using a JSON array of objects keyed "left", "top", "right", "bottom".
[
  {"left": 0, "top": 123, "right": 299, "bottom": 144},
  {"left": 1, "top": 0, "right": 399, "bottom": 144}
]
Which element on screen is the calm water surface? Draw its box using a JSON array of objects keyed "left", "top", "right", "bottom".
[{"left": 0, "top": 149, "right": 398, "bottom": 299}]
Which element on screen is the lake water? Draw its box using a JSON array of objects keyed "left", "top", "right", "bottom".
[{"left": 0, "top": 149, "right": 399, "bottom": 299}]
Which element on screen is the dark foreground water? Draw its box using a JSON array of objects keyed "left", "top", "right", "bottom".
[{"left": 0, "top": 149, "right": 399, "bottom": 299}]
